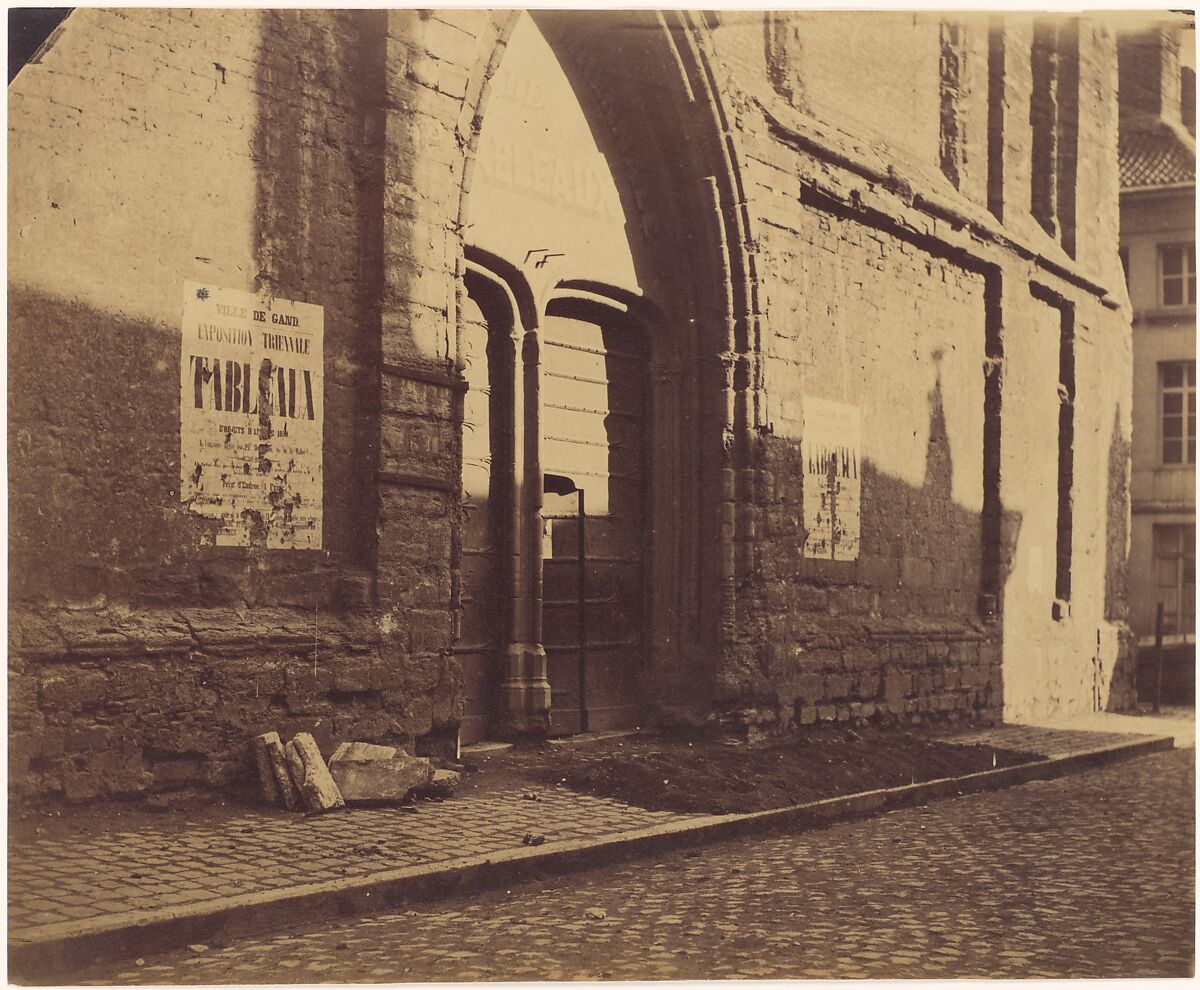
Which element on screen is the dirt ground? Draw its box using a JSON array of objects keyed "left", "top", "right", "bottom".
[
  {"left": 7, "top": 785, "right": 295, "bottom": 848},
  {"left": 464, "top": 724, "right": 1045, "bottom": 814},
  {"left": 9, "top": 723, "right": 1043, "bottom": 846}
]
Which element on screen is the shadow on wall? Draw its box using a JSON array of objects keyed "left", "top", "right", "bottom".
[
  {"left": 854, "top": 371, "right": 991, "bottom": 620},
  {"left": 528, "top": 9, "right": 729, "bottom": 705},
  {"left": 7, "top": 289, "right": 224, "bottom": 604},
  {"left": 252, "top": 9, "right": 386, "bottom": 568},
  {"left": 733, "top": 374, "right": 1021, "bottom": 733},
  {"left": 1104, "top": 404, "right": 1139, "bottom": 711},
  {"left": 250, "top": 10, "right": 467, "bottom": 755}
]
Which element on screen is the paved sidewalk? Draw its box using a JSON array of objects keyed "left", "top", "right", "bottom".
[
  {"left": 79, "top": 748, "right": 1196, "bottom": 983},
  {"left": 8, "top": 718, "right": 1181, "bottom": 980},
  {"left": 9, "top": 789, "right": 694, "bottom": 934},
  {"left": 942, "top": 722, "right": 1177, "bottom": 757},
  {"left": 1020, "top": 706, "right": 1196, "bottom": 750}
]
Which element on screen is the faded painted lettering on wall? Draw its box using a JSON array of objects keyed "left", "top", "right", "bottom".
[
  {"left": 179, "top": 283, "right": 324, "bottom": 549},
  {"left": 803, "top": 396, "right": 861, "bottom": 561}
]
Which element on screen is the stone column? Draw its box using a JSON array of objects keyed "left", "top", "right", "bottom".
[{"left": 499, "top": 324, "right": 552, "bottom": 735}]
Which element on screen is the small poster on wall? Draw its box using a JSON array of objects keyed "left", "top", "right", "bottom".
[
  {"left": 179, "top": 282, "right": 324, "bottom": 549},
  {"left": 802, "top": 396, "right": 861, "bottom": 561}
]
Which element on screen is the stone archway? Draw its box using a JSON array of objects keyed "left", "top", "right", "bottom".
[{"left": 450, "top": 10, "right": 760, "bottom": 737}]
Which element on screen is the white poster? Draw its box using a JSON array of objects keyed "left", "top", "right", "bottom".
[
  {"left": 802, "top": 396, "right": 861, "bottom": 561},
  {"left": 180, "top": 282, "right": 324, "bottom": 549}
]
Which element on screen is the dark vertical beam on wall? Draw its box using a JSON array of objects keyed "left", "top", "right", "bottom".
[
  {"left": 1055, "top": 18, "right": 1080, "bottom": 259},
  {"left": 1030, "top": 282, "right": 1075, "bottom": 614},
  {"left": 980, "top": 272, "right": 1005, "bottom": 618},
  {"left": 1054, "top": 303, "right": 1075, "bottom": 606},
  {"left": 1030, "top": 19, "right": 1060, "bottom": 239},
  {"left": 986, "top": 19, "right": 1006, "bottom": 222},
  {"left": 939, "top": 20, "right": 963, "bottom": 190}
]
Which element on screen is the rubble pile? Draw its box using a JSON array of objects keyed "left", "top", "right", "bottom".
[{"left": 252, "top": 732, "right": 461, "bottom": 813}]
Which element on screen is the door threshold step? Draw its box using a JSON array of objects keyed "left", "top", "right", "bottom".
[
  {"left": 546, "top": 729, "right": 642, "bottom": 747},
  {"left": 460, "top": 741, "right": 515, "bottom": 754}
]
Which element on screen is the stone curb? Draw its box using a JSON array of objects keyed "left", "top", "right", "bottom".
[{"left": 8, "top": 732, "right": 1174, "bottom": 983}]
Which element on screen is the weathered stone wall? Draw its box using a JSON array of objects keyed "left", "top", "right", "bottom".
[
  {"left": 696, "top": 12, "right": 1135, "bottom": 735},
  {"left": 8, "top": 8, "right": 464, "bottom": 800},
  {"left": 733, "top": 186, "right": 996, "bottom": 735},
  {"left": 706, "top": 19, "right": 998, "bottom": 734},
  {"left": 8, "top": 9, "right": 1135, "bottom": 800}
]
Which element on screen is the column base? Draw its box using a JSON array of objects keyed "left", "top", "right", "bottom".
[{"left": 497, "top": 641, "right": 552, "bottom": 738}]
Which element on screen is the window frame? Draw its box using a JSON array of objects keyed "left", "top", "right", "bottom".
[
  {"left": 1159, "top": 360, "right": 1196, "bottom": 466},
  {"left": 1158, "top": 242, "right": 1197, "bottom": 309},
  {"left": 1152, "top": 523, "right": 1196, "bottom": 635}
]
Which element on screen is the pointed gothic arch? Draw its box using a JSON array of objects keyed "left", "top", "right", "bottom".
[{"left": 452, "top": 10, "right": 763, "bottom": 736}]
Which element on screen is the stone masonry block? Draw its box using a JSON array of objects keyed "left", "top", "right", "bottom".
[
  {"left": 795, "top": 586, "right": 829, "bottom": 612},
  {"left": 842, "top": 645, "right": 883, "bottom": 671},
  {"left": 854, "top": 669, "right": 881, "bottom": 697},
  {"left": 39, "top": 669, "right": 107, "bottom": 711},
  {"left": 331, "top": 741, "right": 399, "bottom": 762},
  {"left": 927, "top": 641, "right": 951, "bottom": 662},
  {"left": 883, "top": 669, "right": 910, "bottom": 702},
  {"left": 291, "top": 732, "right": 345, "bottom": 813},
  {"left": 987, "top": 665, "right": 1003, "bottom": 695},
  {"left": 824, "top": 673, "right": 850, "bottom": 699},
  {"left": 332, "top": 660, "right": 374, "bottom": 694},
  {"left": 796, "top": 672, "right": 824, "bottom": 703},
  {"left": 329, "top": 755, "right": 433, "bottom": 803},
  {"left": 9, "top": 671, "right": 39, "bottom": 717},
  {"left": 409, "top": 609, "right": 451, "bottom": 654},
  {"left": 900, "top": 557, "right": 933, "bottom": 588},
  {"left": 961, "top": 664, "right": 986, "bottom": 689},
  {"left": 858, "top": 554, "right": 900, "bottom": 587},
  {"left": 63, "top": 770, "right": 104, "bottom": 803},
  {"left": 421, "top": 16, "right": 477, "bottom": 68}
]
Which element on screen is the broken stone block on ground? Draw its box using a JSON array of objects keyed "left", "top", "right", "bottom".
[
  {"left": 328, "top": 755, "right": 434, "bottom": 804},
  {"left": 255, "top": 731, "right": 299, "bottom": 810},
  {"left": 284, "top": 739, "right": 305, "bottom": 792},
  {"left": 290, "top": 732, "right": 345, "bottom": 813},
  {"left": 252, "top": 733, "right": 280, "bottom": 806},
  {"left": 330, "top": 741, "right": 398, "bottom": 763}
]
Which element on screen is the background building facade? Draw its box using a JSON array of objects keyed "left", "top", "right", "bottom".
[
  {"left": 9, "top": 9, "right": 1137, "bottom": 801},
  {"left": 1117, "top": 17, "right": 1196, "bottom": 700}
]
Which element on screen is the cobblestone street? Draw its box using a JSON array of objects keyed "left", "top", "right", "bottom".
[{"left": 82, "top": 749, "right": 1194, "bottom": 982}]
